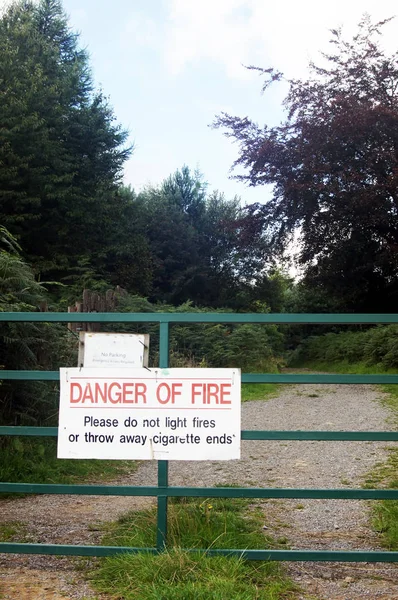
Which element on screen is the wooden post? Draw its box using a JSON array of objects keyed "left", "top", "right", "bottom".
[{"left": 67, "top": 287, "right": 127, "bottom": 332}]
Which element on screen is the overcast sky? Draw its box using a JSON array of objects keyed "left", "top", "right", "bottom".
[{"left": 3, "top": 0, "right": 398, "bottom": 204}]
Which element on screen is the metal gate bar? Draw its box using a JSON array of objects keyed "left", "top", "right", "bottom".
[{"left": 1, "top": 311, "right": 397, "bottom": 562}]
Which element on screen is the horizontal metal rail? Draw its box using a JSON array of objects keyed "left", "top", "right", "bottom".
[
  {"left": 0, "top": 483, "right": 397, "bottom": 499},
  {"left": 243, "top": 430, "right": 398, "bottom": 440},
  {"left": 0, "top": 542, "right": 397, "bottom": 562},
  {"left": 1, "top": 312, "right": 398, "bottom": 324},
  {"left": 1, "top": 426, "right": 398, "bottom": 441},
  {"left": 1, "top": 311, "right": 398, "bottom": 563},
  {"left": 2, "top": 370, "right": 398, "bottom": 384}
]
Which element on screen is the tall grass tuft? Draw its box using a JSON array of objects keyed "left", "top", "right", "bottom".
[{"left": 91, "top": 497, "right": 296, "bottom": 600}]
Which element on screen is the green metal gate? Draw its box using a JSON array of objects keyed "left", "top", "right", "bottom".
[{"left": 1, "top": 311, "right": 398, "bottom": 562}]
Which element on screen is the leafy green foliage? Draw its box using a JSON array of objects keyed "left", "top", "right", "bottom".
[
  {"left": 0, "top": 0, "right": 286, "bottom": 305},
  {"left": 290, "top": 325, "right": 398, "bottom": 370},
  {"left": 0, "top": 437, "right": 133, "bottom": 487},
  {"left": 115, "top": 294, "right": 284, "bottom": 373},
  {"left": 0, "top": 226, "right": 66, "bottom": 425},
  {"left": 97, "top": 186, "right": 154, "bottom": 296},
  {"left": 0, "top": 229, "right": 134, "bottom": 480},
  {"left": 0, "top": 2, "right": 288, "bottom": 430}
]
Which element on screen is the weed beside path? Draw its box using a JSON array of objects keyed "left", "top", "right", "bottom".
[{"left": 92, "top": 498, "right": 296, "bottom": 600}]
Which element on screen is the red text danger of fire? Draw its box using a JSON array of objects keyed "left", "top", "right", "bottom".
[{"left": 69, "top": 381, "right": 231, "bottom": 405}]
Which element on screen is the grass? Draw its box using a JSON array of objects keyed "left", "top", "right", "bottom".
[
  {"left": 92, "top": 550, "right": 294, "bottom": 600},
  {"left": 366, "top": 442, "right": 398, "bottom": 549},
  {"left": 0, "top": 437, "right": 134, "bottom": 488},
  {"left": 0, "top": 521, "right": 30, "bottom": 542},
  {"left": 363, "top": 450, "right": 398, "bottom": 488},
  {"left": 378, "top": 383, "right": 398, "bottom": 423},
  {"left": 373, "top": 495, "right": 398, "bottom": 550},
  {"left": 241, "top": 383, "right": 281, "bottom": 403},
  {"left": 90, "top": 496, "right": 297, "bottom": 600},
  {"left": 292, "top": 358, "right": 398, "bottom": 376},
  {"left": 293, "top": 357, "right": 398, "bottom": 551}
]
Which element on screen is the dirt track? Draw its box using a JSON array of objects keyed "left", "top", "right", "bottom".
[{"left": 1, "top": 379, "right": 398, "bottom": 599}]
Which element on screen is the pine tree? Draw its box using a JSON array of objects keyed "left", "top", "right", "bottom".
[{"left": 0, "top": 0, "right": 131, "bottom": 283}]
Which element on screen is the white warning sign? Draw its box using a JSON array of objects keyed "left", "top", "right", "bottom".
[
  {"left": 79, "top": 333, "right": 148, "bottom": 368},
  {"left": 57, "top": 368, "right": 241, "bottom": 461}
]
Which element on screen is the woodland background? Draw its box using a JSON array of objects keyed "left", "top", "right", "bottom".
[{"left": 2, "top": 1, "right": 398, "bottom": 429}]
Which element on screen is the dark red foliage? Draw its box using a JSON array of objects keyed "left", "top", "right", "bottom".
[{"left": 213, "top": 16, "right": 398, "bottom": 311}]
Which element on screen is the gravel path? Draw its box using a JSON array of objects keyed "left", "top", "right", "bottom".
[{"left": 1, "top": 379, "right": 398, "bottom": 599}]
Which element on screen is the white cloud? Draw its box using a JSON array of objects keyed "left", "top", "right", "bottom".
[
  {"left": 123, "top": 13, "right": 159, "bottom": 49},
  {"left": 165, "top": 0, "right": 258, "bottom": 79},
  {"left": 163, "top": 0, "right": 398, "bottom": 80}
]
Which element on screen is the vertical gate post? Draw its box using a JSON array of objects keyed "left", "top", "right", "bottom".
[{"left": 157, "top": 321, "right": 169, "bottom": 550}]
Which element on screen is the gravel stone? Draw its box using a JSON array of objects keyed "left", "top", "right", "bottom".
[{"left": 1, "top": 377, "right": 397, "bottom": 599}]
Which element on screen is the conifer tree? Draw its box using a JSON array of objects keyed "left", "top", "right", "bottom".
[{"left": 0, "top": 0, "right": 131, "bottom": 283}]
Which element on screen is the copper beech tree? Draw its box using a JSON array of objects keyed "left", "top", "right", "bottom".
[{"left": 214, "top": 17, "right": 398, "bottom": 311}]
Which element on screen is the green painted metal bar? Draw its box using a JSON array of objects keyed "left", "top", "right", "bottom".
[
  {"left": 0, "top": 370, "right": 60, "bottom": 380},
  {"left": 242, "top": 373, "right": 398, "bottom": 384},
  {"left": 1, "top": 426, "right": 398, "bottom": 441},
  {"left": 1, "top": 542, "right": 398, "bottom": 562},
  {"left": 2, "top": 370, "right": 398, "bottom": 384},
  {"left": 2, "top": 312, "right": 398, "bottom": 324},
  {"left": 2, "top": 310, "right": 398, "bottom": 564},
  {"left": 157, "top": 321, "right": 170, "bottom": 550},
  {"left": 0, "top": 426, "right": 59, "bottom": 436},
  {"left": 1, "top": 482, "right": 398, "bottom": 499},
  {"left": 159, "top": 321, "right": 170, "bottom": 367},
  {"left": 157, "top": 465, "right": 168, "bottom": 550},
  {"left": 241, "top": 430, "right": 398, "bottom": 440}
]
